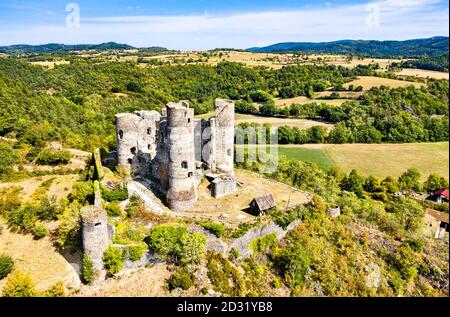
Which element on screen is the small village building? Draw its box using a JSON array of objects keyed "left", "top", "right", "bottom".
[
  {"left": 250, "top": 194, "right": 276, "bottom": 216},
  {"left": 424, "top": 208, "right": 449, "bottom": 239},
  {"left": 432, "top": 189, "right": 449, "bottom": 203}
]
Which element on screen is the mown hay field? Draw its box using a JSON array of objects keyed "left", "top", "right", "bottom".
[{"left": 277, "top": 142, "right": 449, "bottom": 181}]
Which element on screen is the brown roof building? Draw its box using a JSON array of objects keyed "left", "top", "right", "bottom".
[
  {"left": 250, "top": 194, "right": 276, "bottom": 216},
  {"left": 425, "top": 208, "right": 449, "bottom": 239}
]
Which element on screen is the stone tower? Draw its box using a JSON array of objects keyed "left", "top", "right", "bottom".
[
  {"left": 165, "top": 101, "right": 197, "bottom": 211},
  {"left": 115, "top": 110, "right": 161, "bottom": 170},
  {"left": 80, "top": 206, "right": 109, "bottom": 280},
  {"left": 213, "top": 99, "right": 235, "bottom": 176}
]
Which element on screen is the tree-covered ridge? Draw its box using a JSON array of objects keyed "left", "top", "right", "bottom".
[
  {"left": 248, "top": 36, "right": 449, "bottom": 58},
  {"left": 0, "top": 42, "right": 166, "bottom": 54},
  {"left": 401, "top": 55, "right": 449, "bottom": 72}
]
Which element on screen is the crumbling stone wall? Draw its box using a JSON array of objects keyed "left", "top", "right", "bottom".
[{"left": 115, "top": 98, "right": 237, "bottom": 212}]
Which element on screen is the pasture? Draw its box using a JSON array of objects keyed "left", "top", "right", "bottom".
[
  {"left": 343, "top": 76, "right": 424, "bottom": 91},
  {"left": 277, "top": 142, "right": 449, "bottom": 180},
  {"left": 395, "top": 68, "right": 449, "bottom": 80}
]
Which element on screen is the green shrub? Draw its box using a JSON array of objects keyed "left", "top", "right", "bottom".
[
  {"left": 0, "top": 254, "right": 14, "bottom": 280},
  {"left": 106, "top": 201, "right": 122, "bottom": 217},
  {"left": 7, "top": 204, "right": 38, "bottom": 233},
  {"left": 406, "top": 238, "right": 425, "bottom": 253},
  {"left": 206, "top": 252, "right": 246, "bottom": 296},
  {"left": 33, "top": 225, "right": 47, "bottom": 240},
  {"left": 2, "top": 271, "right": 36, "bottom": 297},
  {"left": 36, "top": 150, "right": 71, "bottom": 166},
  {"left": 103, "top": 246, "right": 124, "bottom": 276},
  {"left": 69, "top": 181, "right": 94, "bottom": 204},
  {"left": 101, "top": 186, "right": 128, "bottom": 202},
  {"left": 179, "top": 232, "right": 207, "bottom": 265},
  {"left": 146, "top": 225, "right": 188, "bottom": 261},
  {"left": 229, "top": 248, "right": 240, "bottom": 261},
  {"left": 231, "top": 223, "right": 253, "bottom": 238},
  {"left": 167, "top": 268, "right": 196, "bottom": 291},
  {"left": 126, "top": 228, "right": 145, "bottom": 242},
  {"left": 249, "top": 232, "right": 278, "bottom": 254},
  {"left": 201, "top": 221, "right": 225, "bottom": 237},
  {"left": 82, "top": 255, "right": 95, "bottom": 284},
  {"left": 53, "top": 219, "right": 81, "bottom": 254},
  {"left": 42, "top": 282, "right": 65, "bottom": 297},
  {"left": 128, "top": 244, "right": 147, "bottom": 262}
]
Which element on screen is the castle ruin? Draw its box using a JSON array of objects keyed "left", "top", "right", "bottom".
[{"left": 115, "top": 99, "right": 236, "bottom": 211}]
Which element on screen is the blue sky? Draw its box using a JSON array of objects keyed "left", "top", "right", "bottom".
[{"left": 0, "top": 0, "right": 448, "bottom": 49}]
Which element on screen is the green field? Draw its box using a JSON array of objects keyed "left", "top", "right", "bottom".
[
  {"left": 277, "top": 142, "right": 449, "bottom": 180},
  {"left": 278, "top": 146, "right": 335, "bottom": 170}
]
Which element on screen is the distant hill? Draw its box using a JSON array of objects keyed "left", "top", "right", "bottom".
[
  {"left": 248, "top": 37, "right": 449, "bottom": 58},
  {"left": 0, "top": 42, "right": 169, "bottom": 54}
]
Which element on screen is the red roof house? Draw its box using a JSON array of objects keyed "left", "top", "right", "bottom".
[{"left": 434, "top": 189, "right": 449, "bottom": 202}]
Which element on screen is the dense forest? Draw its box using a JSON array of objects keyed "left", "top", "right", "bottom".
[
  {"left": 398, "top": 55, "right": 449, "bottom": 72},
  {"left": 248, "top": 36, "right": 449, "bottom": 57},
  {"left": 0, "top": 56, "right": 448, "bottom": 154}
]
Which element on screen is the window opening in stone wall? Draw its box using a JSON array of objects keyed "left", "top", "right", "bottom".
[
  {"left": 147, "top": 128, "right": 151, "bottom": 135},
  {"left": 131, "top": 147, "right": 136, "bottom": 155},
  {"left": 227, "top": 149, "right": 232, "bottom": 156},
  {"left": 182, "top": 161, "right": 188, "bottom": 169},
  {"left": 128, "top": 159, "right": 133, "bottom": 164},
  {"left": 119, "top": 130, "right": 124, "bottom": 140},
  {"left": 188, "top": 172, "right": 193, "bottom": 178},
  {"left": 95, "top": 222, "right": 101, "bottom": 227}
]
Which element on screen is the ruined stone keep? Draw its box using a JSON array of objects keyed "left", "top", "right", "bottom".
[{"left": 115, "top": 99, "right": 236, "bottom": 211}]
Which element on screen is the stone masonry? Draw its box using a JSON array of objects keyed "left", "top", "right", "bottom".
[{"left": 115, "top": 99, "right": 236, "bottom": 211}]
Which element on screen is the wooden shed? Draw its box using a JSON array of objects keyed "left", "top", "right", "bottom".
[{"left": 250, "top": 194, "right": 276, "bottom": 216}]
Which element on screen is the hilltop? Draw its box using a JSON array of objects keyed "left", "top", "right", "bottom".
[
  {"left": 248, "top": 36, "right": 449, "bottom": 58},
  {"left": 0, "top": 42, "right": 169, "bottom": 54}
]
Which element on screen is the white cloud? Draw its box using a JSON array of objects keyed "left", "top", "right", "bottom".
[{"left": 0, "top": 0, "right": 448, "bottom": 49}]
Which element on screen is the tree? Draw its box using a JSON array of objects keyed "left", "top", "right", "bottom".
[
  {"left": 381, "top": 176, "right": 399, "bottom": 194},
  {"left": 398, "top": 168, "right": 422, "bottom": 192},
  {"left": 423, "top": 173, "right": 449, "bottom": 193},
  {"left": 364, "top": 175, "right": 383, "bottom": 193},
  {"left": 0, "top": 141, "right": 17, "bottom": 175},
  {"left": 341, "top": 170, "right": 365, "bottom": 197},
  {"left": 146, "top": 225, "right": 187, "bottom": 261},
  {"left": 327, "top": 123, "right": 353, "bottom": 144},
  {"left": 259, "top": 102, "right": 277, "bottom": 117},
  {"left": 307, "top": 126, "right": 328, "bottom": 144}
]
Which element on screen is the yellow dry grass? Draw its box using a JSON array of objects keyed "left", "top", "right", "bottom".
[
  {"left": 0, "top": 224, "right": 81, "bottom": 293},
  {"left": 187, "top": 169, "right": 311, "bottom": 223},
  {"left": 30, "top": 61, "right": 70, "bottom": 70},
  {"left": 343, "top": 76, "right": 424, "bottom": 91},
  {"left": 74, "top": 265, "right": 171, "bottom": 297},
  {"left": 0, "top": 174, "right": 80, "bottom": 202},
  {"left": 396, "top": 68, "right": 449, "bottom": 80}
]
